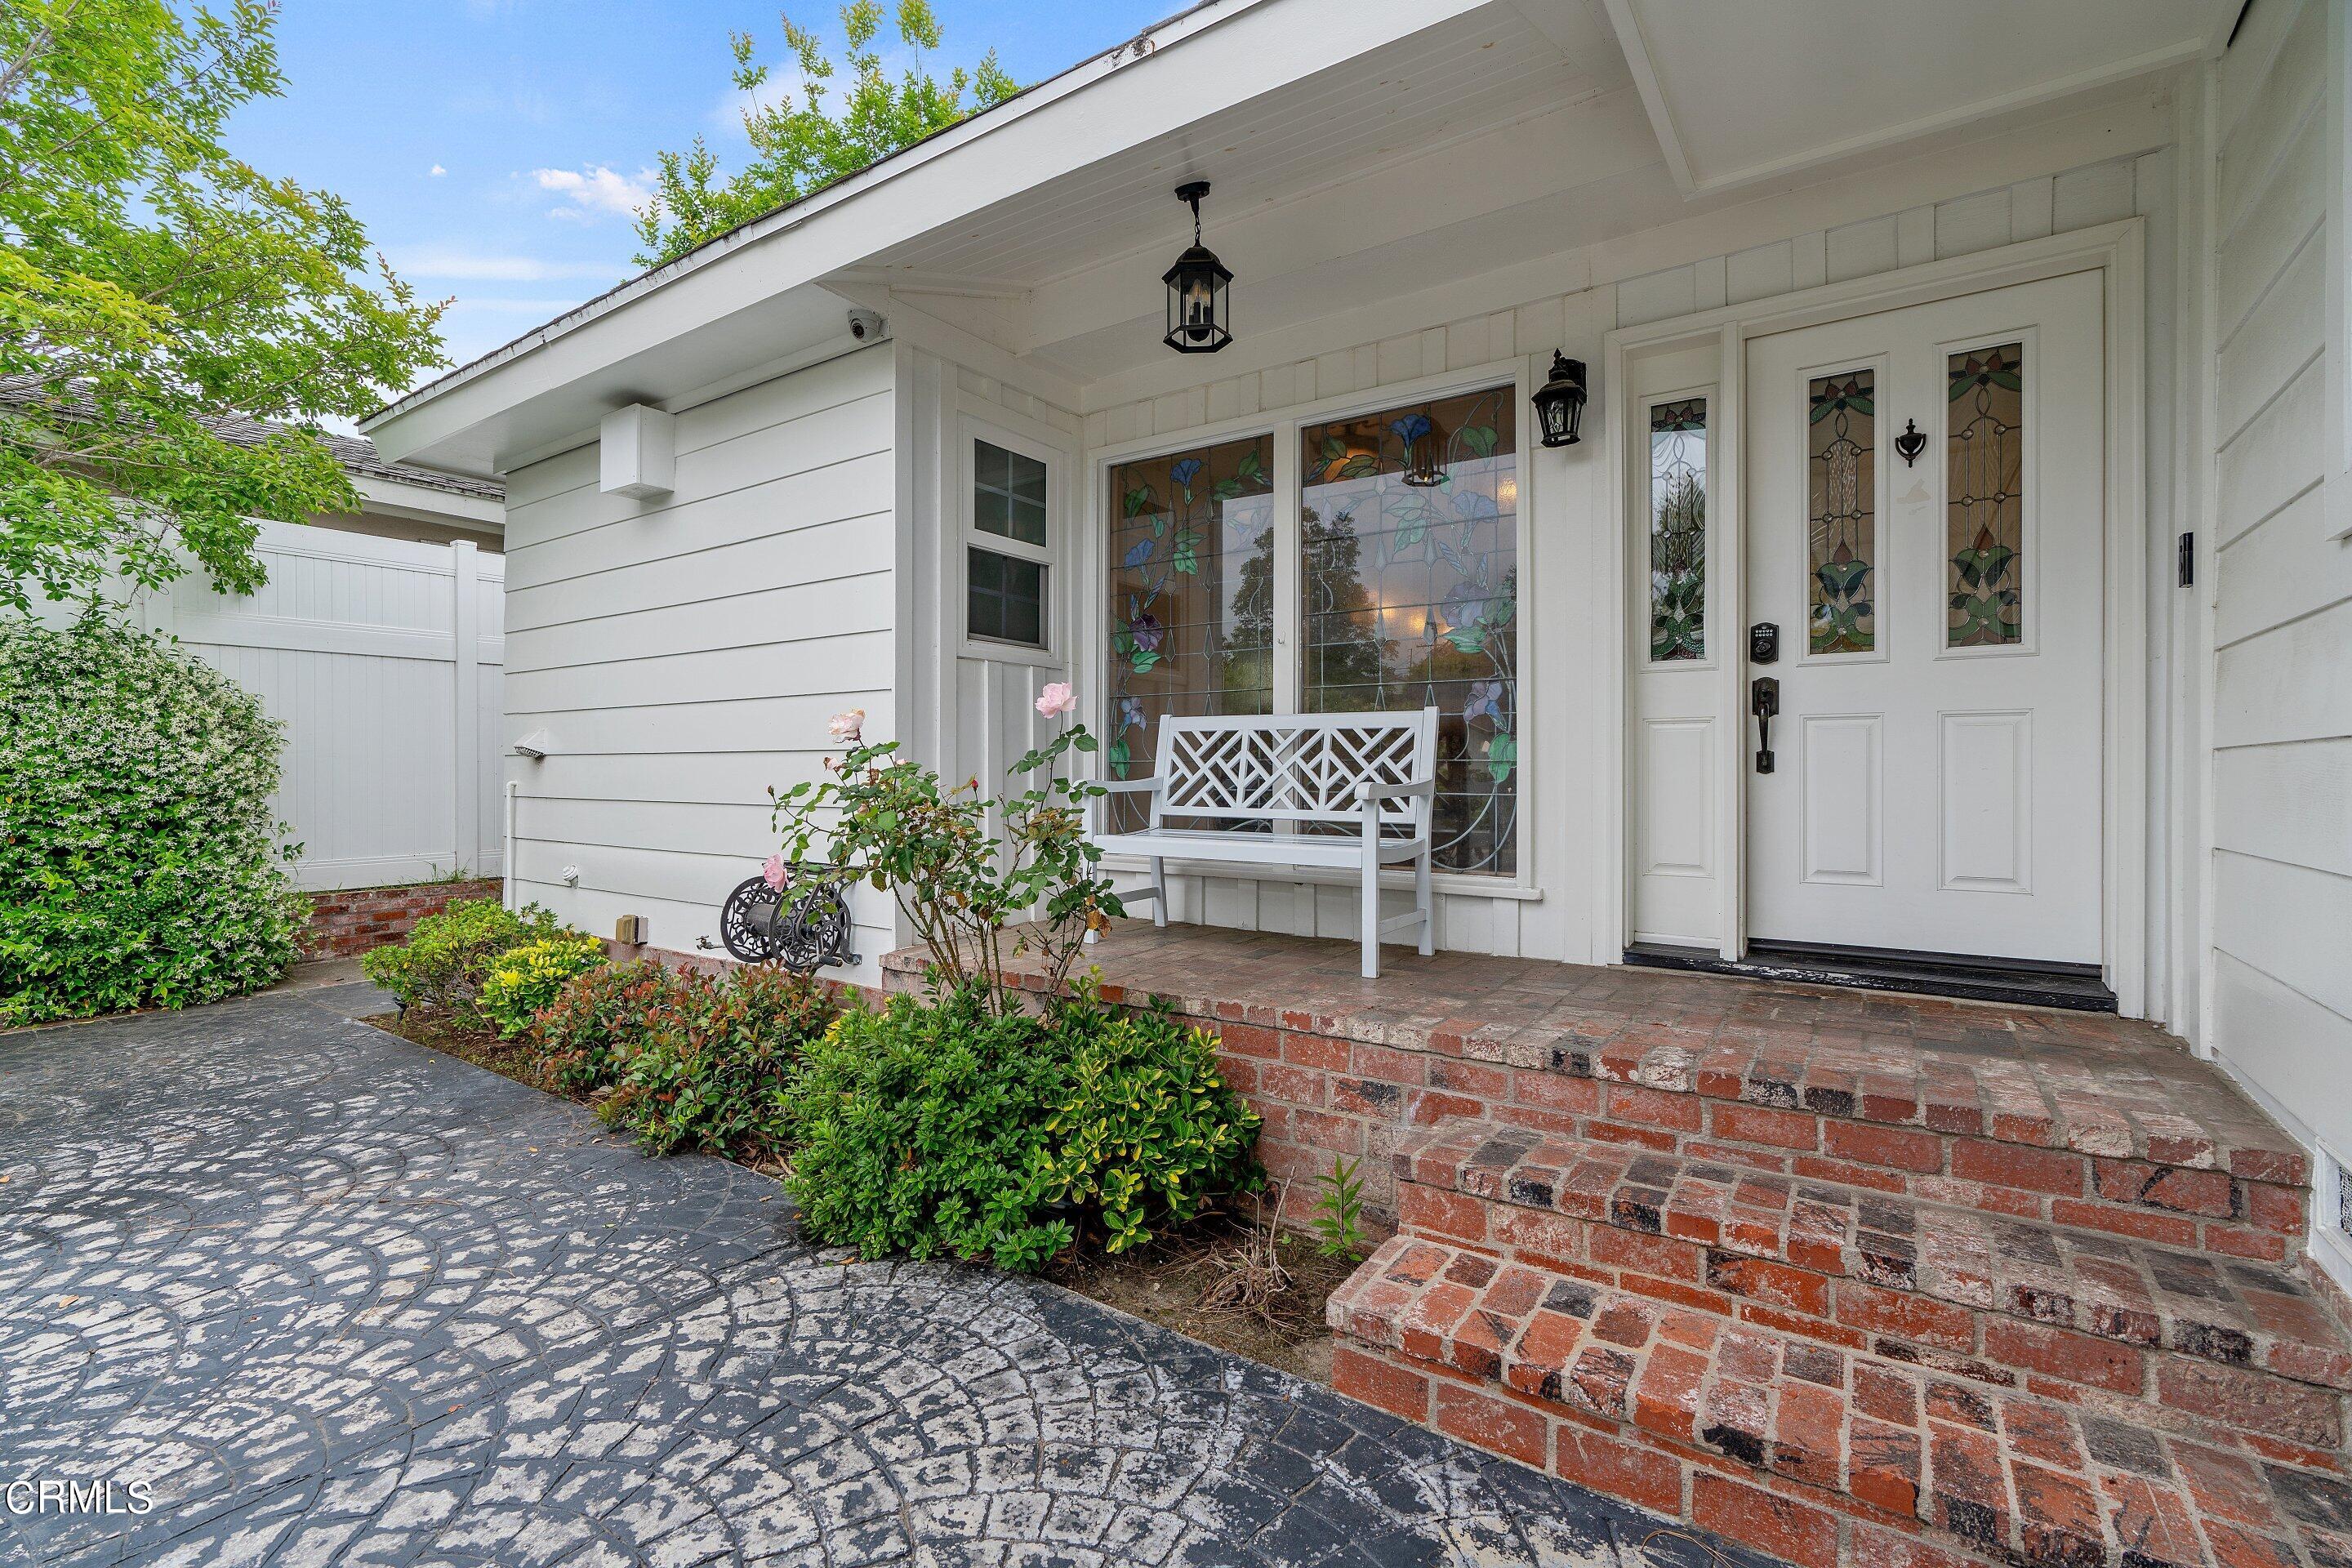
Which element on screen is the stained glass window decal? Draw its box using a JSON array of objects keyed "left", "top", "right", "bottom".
[
  {"left": 1647, "top": 399, "right": 1707, "bottom": 662},
  {"left": 1947, "top": 342, "right": 2025, "bottom": 648},
  {"left": 1806, "top": 369, "right": 1876, "bottom": 655},
  {"left": 1301, "top": 385, "right": 1517, "bottom": 875},
  {"left": 1105, "top": 434, "right": 1276, "bottom": 832}
]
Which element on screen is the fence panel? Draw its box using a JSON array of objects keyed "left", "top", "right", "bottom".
[{"left": 128, "top": 521, "right": 506, "bottom": 891}]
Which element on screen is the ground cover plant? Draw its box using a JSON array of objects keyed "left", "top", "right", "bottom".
[{"left": 0, "top": 619, "right": 304, "bottom": 1025}]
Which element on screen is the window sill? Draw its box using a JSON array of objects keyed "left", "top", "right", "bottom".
[{"left": 1098, "top": 852, "right": 1543, "bottom": 902}]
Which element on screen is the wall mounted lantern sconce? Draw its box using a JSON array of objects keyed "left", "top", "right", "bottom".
[
  {"left": 1530, "top": 353, "right": 1588, "bottom": 448},
  {"left": 1163, "top": 180, "right": 1232, "bottom": 354}
]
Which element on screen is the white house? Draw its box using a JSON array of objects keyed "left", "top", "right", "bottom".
[{"left": 367, "top": 0, "right": 2350, "bottom": 1277}]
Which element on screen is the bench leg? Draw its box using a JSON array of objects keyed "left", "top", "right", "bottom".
[
  {"left": 1361, "top": 846, "right": 1381, "bottom": 980},
  {"left": 1415, "top": 840, "right": 1434, "bottom": 956},
  {"left": 1150, "top": 856, "right": 1167, "bottom": 928}
]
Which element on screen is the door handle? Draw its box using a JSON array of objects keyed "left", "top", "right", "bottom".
[{"left": 1750, "top": 677, "right": 1779, "bottom": 774}]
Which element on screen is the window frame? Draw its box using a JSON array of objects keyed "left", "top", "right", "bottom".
[
  {"left": 1081, "top": 355, "right": 1540, "bottom": 898},
  {"left": 959, "top": 417, "right": 1062, "bottom": 664}
]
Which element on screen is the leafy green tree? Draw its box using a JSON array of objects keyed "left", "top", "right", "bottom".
[
  {"left": 1, "top": 0, "right": 446, "bottom": 617},
  {"left": 635, "top": 0, "right": 1018, "bottom": 268}
]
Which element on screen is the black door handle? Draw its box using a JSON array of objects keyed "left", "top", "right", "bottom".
[{"left": 1751, "top": 677, "right": 1779, "bottom": 774}]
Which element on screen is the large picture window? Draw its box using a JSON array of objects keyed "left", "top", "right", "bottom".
[
  {"left": 1299, "top": 385, "right": 1517, "bottom": 875},
  {"left": 1104, "top": 434, "right": 1276, "bottom": 831}
]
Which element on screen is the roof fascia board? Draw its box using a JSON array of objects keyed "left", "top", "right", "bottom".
[
  {"left": 350, "top": 474, "right": 505, "bottom": 528},
  {"left": 368, "top": 0, "right": 1486, "bottom": 458}
]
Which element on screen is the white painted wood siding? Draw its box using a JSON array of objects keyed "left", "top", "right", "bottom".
[
  {"left": 501, "top": 347, "right": 898, "bottom": 975},
  {"left": 2203, "top": 0, "right": 2352, "bottom": 1273},
  {"left": 61, "top": 521, "right": 507, "bottom": 891}
]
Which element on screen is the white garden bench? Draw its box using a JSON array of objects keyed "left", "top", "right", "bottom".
[{"left": 1091, "top": 709, "right": 1439, "bottom": 978}]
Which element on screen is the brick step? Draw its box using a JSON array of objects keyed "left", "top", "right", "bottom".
[
  {"left": 1402, "top": 1051, "right": 2318, "bottom": 1263},
  {"left": 1329, "top": 1235, "right": 2352, "bottom": 1568},
  {"left": 1396, "top": 1121, "right": 2352, "bottom": 1397}
]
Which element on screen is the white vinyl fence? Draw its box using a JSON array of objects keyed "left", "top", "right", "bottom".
[{"left": 122, "top": 520, "right": 506, "bottom": 891}]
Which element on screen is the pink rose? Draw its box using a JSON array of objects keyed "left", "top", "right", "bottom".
[
  {"left": 826, "top": 708, "right": 865, "bottom": 743},
  {"left": 762, "top": 853, "right": 787, "bottom": 890},
  {"left": 1035, "top": 682, "right": 1076, "bottom": 719}
]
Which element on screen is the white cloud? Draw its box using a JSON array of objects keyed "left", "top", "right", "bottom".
[
  {"left": 428, "top": 163, "right": 447, "bottom": 176},
  {"left": 532, "top": 164, "right": 657, "bottom": 221},
  {"left": 391, "top": 247, "right": 626, "bottom": 283}
]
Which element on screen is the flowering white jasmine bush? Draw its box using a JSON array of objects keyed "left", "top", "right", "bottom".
[{"left": 0, "top": 619, "right": 304, "bottom": 1024}]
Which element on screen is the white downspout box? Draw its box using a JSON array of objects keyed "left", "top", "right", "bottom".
[{"left": 599, "top": 403, "right": 675, "bottom": 499}]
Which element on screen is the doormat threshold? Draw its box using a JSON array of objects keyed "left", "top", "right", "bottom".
[{"left": 1623, "top": 940, "right": 2117, "bottom": 1012}]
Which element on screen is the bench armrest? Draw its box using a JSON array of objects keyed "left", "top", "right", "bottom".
[
  {"left": 1353, "top": 775, "right": 1437, "bottom": 805},
  {"left": 1098, "top": 776, "right": 1160, "bottom": 795}
]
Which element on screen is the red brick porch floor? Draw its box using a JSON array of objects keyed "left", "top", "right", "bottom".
[{"left": 884, "top": 921, "right": 2352, "bottom": 1568}]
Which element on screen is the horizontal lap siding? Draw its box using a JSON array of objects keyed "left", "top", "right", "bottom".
[
  {"left": 2205, "top": 0, "right": 2352, "bottom": 1215},
  {"left": 502, "top": 348, "right": 898, "bottom": 970}
]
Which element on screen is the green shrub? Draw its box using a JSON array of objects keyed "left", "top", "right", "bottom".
[
  {"left": 1033, "top": 1000, "right": 1263, "bottom": 1253},
  {"left": 598, "top": 964, "right": 839, "bottom": 1158},
  {"left": 782, "top": 987, "right": 1075, "bottom": 1270},
  {"left": 780, "top": 987, "right": 1263, "bottom": 1271},
  {"left": 478, "top": 932, "right": 608, "bottom": 1038},
  {"left": 0, "top": 619, "right": 305, "bottom": 1025},
  {"left": 360, "top": 898, "right": 559, "bottom": 1023},
  {"left": 529, "top": 958, "right": 684, "bottom": 1094}
]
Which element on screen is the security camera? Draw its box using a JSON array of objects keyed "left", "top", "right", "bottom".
[{"left": 847, "top": 309, "right": 889, "bottom": 344}]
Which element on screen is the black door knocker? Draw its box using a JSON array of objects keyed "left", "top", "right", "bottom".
[{"left": 1893, "top": 418, "right": 1927, "bottom": 467}]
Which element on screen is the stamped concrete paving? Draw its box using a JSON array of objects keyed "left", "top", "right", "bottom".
[{"left": 0, "top": 987, "right": 1775, "bottom": 1568}]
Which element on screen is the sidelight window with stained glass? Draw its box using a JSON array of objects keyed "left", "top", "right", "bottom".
[
  {"left": 1104, "top": 435, "right": 1276, "bottom": 831},
  {"left": 1806, "top": 369, "right": 1877, "bottom": 655},
  {"left": 1647, "top": 399, "right": 1707, "bottom": 662},
  {"left": 1300, "top": 385, "right": 1517, "bottom": 875},
  {"left": 1947, "top": 343, "right": 2025, "bottom": 648}
]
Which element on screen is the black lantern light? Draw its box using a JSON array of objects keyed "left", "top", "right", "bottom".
[
  {"left": 1163, "top": 180, "right": 1232, "bottom": 354},
  {"left": 1396, "top": 411, "right": 1446, "bottom": 487},
  {"left": 1530, "top": 352, "right": 1588, "bottom": 448}
]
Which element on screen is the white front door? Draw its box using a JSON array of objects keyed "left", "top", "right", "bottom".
[{"left": 1742, "top": 270, "right": 2104, "bottom": 963}]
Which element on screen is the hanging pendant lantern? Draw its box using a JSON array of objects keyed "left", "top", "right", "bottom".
[
  {"left": 1395, "top": 412, "right": 1446, "bottom": 487},
  {"left": 1530, "top": 352, "right": 1588, "bottom": 448},
  {"left": 1163, "top": 181, "right": 1232, "bottom": 354}
]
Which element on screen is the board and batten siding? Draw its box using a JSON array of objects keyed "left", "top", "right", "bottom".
[
  {"left": 500, "top": 346, "right": 898, "bottom": 975},
  {"left": 2203, "top": 0, "right": 2352, "bottom": 1276},
  {"left": 892, "top": 343, "right": 1087, "bottom": 849}
]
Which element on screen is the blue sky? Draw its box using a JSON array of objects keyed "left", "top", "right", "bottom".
[{"left": 231, "top": 2, "right": 1170, "bottom": 379}]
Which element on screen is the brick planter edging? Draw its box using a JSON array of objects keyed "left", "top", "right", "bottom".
[{"left": 302, "top": 879, "right": 504, "bottom": 959}]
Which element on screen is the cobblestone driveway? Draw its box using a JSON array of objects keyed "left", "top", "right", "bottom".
[{"left": 0, "top": 986, "right": 1767, "bottom": 1568}]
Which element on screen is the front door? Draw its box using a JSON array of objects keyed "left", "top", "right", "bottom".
[{"left": 1742, "top": 270, "right": 2104, "bottom": 963}]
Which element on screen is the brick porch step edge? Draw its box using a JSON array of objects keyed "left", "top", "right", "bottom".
[
  {"left": 938, "top": 944, "right": 2312, "bottom": 1190},
  {"left": 1328, "top": 1235, "right": 2352, "bottom": 1568},
  {"left": 1392, "top": 1121, "right": 2352, "bottom": 1394}
]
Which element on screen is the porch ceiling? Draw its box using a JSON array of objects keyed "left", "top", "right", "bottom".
[
  {"left": 852, "top": 0, "right": 2212, "bottom": 392},
  {"left": 1607, "top": 0, "right": 2228, "bottom": 196},
  {"left": 851, "top": 2, "right": 1625, "bottom": 289}
]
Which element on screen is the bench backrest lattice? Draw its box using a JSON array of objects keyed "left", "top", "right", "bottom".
[{"left": 1152, "top": 711, "right": 1437, "bottom": 831}]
